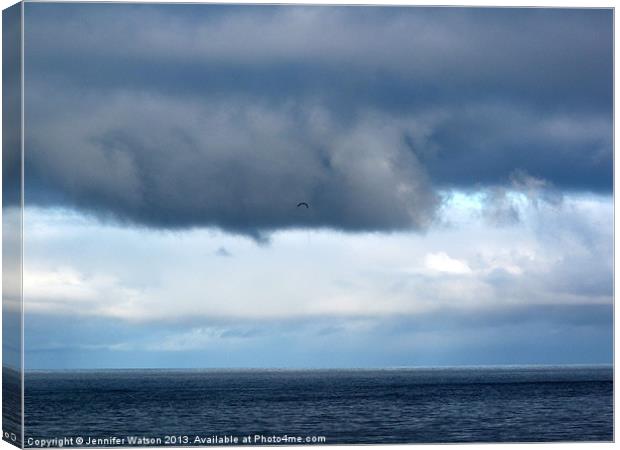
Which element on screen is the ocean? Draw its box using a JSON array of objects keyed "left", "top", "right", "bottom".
[{"left": 16, "top": 365, "right": 613, "bottom": 446}]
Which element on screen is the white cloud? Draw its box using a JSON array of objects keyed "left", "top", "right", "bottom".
[
  {"left": 21, "top": 191, "right": 612, "bottom": 323},
  {"left": 424, "top": 252, "right": 472, "bottom": 275}
]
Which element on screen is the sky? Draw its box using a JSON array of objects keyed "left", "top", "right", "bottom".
[{"left": 16, "top": 4, "right": 613, "bottom": 369}]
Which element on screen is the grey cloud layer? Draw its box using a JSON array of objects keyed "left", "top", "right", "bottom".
[
  {"left": 26, "top": 93, "right": 437, "bottom": 235},
  {"left": 24, "top": 303, "right": 613, "bottom": 368},
  {"left": 23, "top": 5, "right": 612, "bottom": 234}
]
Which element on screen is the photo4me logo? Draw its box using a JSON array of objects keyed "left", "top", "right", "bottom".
[
  {"left": 3, "top": 431, "right": 17, "bottom": 442},
  {"left": 251, "top": 435, "right": 326, "bottom": 444}
]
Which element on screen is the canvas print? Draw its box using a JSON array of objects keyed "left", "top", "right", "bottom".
[{"left": 2, "top": 2, "right": 614, "bottom": 447}]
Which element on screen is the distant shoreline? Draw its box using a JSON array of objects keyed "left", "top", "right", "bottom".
[{"left": 13, "top": 363, "right": 614, "bottom": 373}]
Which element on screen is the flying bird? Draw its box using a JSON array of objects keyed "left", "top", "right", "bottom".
[{"left": 297, "top": 202, "right": 309, "bottom": 209}]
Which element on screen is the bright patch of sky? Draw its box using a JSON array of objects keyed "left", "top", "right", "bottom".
[
  {"left": 22, "top": 189, "right": 611, "bottom": 323},
  {"left": 22, "top": 189, "right": 612, "bottom": 368}
]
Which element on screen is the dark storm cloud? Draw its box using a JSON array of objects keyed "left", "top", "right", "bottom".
[
  {"left": 25, "top": 92, "right": 438, "bottom": 237},
  {"left": 3, "top": 3, "right": 22, "bottom": 208},
  {"left": 25, "top": 5, "right": 612, "bottom": 110},
  {"left": 22, "top": 4, "right": 612, "bottom": 234}
]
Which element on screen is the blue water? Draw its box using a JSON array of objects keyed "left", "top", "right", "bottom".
[{"left": 20, "top": 366, "right": 612, "bottom": 445}]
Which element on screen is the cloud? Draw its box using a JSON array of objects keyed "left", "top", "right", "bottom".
[
  {"left": 24, "top": 303, "right": 613, "bottom": 368},
  {"left": 21, "top": 5, "right": 613, "bottom": 235},
  {"left": 420, "top": 104, "right": 612, "bottom": 192},
  {"left": 15, "top": 5, "right": 612, "bottom": 370},
  {"left": 480, "top": 170, "right": 563, "bottom": 226},
  {"left": 25, "top": 5, "right": 612, "bottom": 112},
  {"left": 3, "top": 3, "right": 22, "bottom": 208},
  {"left": 2, "top": 208, "right": 22, "bottom": 313},
  {"left": 216, "top": 247, "right": 232, "bottom": 257},
  {"left": 25, "top": 94, "right": 438, "bottom": 237},
  {"left": 22, "top": 192, "right": 612, "bottom": 323},
  {"left": 424, "top": 252, "right": 472, "bottom": 275},
  {"left": 20, "top": 190, "right": 612, "bottom": 368}
]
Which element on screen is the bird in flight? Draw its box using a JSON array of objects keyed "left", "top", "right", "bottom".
[{"left": 297, "top": 202, "right": 309, "bottom": 208}]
